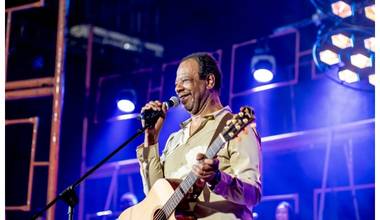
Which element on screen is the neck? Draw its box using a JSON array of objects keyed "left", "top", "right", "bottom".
[{"left": 192, "top": 92, "right": 223, "bottom": 119}]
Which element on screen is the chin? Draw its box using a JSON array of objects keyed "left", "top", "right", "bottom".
[{"left": 182, "top": 104, "right": 191, "bottom": 111}]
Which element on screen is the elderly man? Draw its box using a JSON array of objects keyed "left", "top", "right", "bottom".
[{"left": 136, "top": 52, "right": 262, "bottom": 219}]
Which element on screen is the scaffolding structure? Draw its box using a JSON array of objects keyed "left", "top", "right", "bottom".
[{"left": 5, "top": 0, "right": 68, "bottom": 219}]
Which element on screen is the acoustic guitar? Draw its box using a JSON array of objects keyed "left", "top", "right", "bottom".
[{"left": 119, "top": 106, "right": 255, "bottom": 220}]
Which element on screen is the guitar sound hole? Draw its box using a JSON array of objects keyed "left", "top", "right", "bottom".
[{"left": 153, "top": 209, "right": 167, "bottom": 220}]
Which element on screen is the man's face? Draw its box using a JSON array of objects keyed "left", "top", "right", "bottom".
[{"left": 175, "top": 58, "right": 208, "bottom": 115}]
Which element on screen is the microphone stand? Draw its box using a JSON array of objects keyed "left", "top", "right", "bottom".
[{"left": 32, "top": 123, "right": 152, "bottom": 220}]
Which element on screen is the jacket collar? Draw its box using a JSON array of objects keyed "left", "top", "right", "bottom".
[{"left": 180, "top": 106, "right": 232, "bottom": 128}]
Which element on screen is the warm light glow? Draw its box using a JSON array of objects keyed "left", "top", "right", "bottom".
[
  {"left": 364, "top": 5, "right": 375, "bottom": 21},
  {"left": 338, "top": 69, "right": 359, "bottom": 83},
  {"left": 331, "top": 1, "right": 353, "bottom": 18},
  {"left": 368, "top": 74, "right": 375, "bottom": 86},
  {"left": 350, "top": 53, "right": 372, "bottom": 69},
  {"left": 331, "top": 33, "right": 353, "bottom": 49},
  {"left": 319, "top": 49, "right": 340, "bottom": 65},
  {"left": 364, "top": 37, "right": 375, "bottom": 52}
]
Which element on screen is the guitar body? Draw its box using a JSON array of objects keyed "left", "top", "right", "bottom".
[
  {"left": 119, "top": 178, "right": 176, "bottom": 220},
  {"left": 119, "top": 107, "right": 255, "bottom": 220}
]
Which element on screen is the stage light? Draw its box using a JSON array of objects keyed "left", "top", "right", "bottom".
[
  {"left": 368, "top": 74, "right": 375, "bottom": 86},
  {"left": 331, "top": 1, "right": 352, "bottom": 18},
  {"left": 350, "top": 53, "right": 372, "bottom": 69},
  {"left": 364, "top": 37, "right": 375, "bottom": 52},
  {"left": 117, "top": 100, "right": 135, "bottom": 113},
  {"left": 338, "top": 69, "right": 359, "bottom": 83},
  {"left": 251, "top": 55, "right": 275, "bottom": 83},
  {"left": 319, "top": 49, "right": 340, "bottom": 65},
  {"left": 32, "top": 56, "right": 44, "bottom": 70},
  {"left": 312, "top": 0, "right": 375, "bottom": 90},
  {"left": 96, "top": 210, "right": 112, "bottom": 216},
  {"left": 123, "top": 43, "right": 131, "bottom": 49},
  {"left": 116, "top": 89, "right": 137, "bottom": 113},
  {"left": 253, "top": 69, "right": 274, "bottom": 83},
  {"left": 331, "top": 33, "right": 353, "bottom": 49},
  {"left": 364, "top": 5, "right": 375, "bottom": 21}
]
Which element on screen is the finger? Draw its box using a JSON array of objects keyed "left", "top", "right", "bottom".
[
  {"left": 194, "top": 169, "right": 213, "bottom": 179},
  {"left": 148, "top": 101, "right": 158, "bottom": 111},
  {"left": 198, "top": 163, "right": 214, "bottom": 173},
  {"left": 141, "top": 103, "right": 155, "bottom": 113},
  {"left": 201, "top": 170, "right": 215, "bottom": 177},
  {"left": 192, "top": 165, "right": 203, "bottom": 177},
  {"left": 162, "top": 102, "right": 169, "bottom": 113},
  {"left": 202, "top": 158, "right": 214, "bottom": 165},
  {"left": 153, "top": 101, "right": 162, "bottom": 110},
  {"left": 193, "top": 166, "right": 216, "bottom": 183},
  {"left": 147, "top": 101, "right": 162, "bottom": 111},
  {"left": 193, "top": 164, "right": 212, "bottom": 176},
  {"left": 141, "top": 105, "right": 150, "bottom": 113},
  {"left": 196, "top": 153, "right": 206, "bottom": 161}
]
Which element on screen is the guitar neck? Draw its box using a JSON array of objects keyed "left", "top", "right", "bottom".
[{"left": 162, "top": 135, "right": 226, "bottom": 216}]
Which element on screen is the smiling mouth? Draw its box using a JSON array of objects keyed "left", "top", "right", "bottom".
[
  {"left": 179, "top": 94, "right": 190, "bottom": 99},
  {"left": 179, "top": 94, "right": 190, "bottom": 102}
]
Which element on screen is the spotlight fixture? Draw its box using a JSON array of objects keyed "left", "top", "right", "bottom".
[
  {"left": 338, "top": 69, "right": 360, "bottom": 83},
  {"left": 364, "top": 4, "right": 375, "bottom": 21},
  {"left": 251, "top": 55, "right": 276, "bottom": 83},
  {"left": 319, "top": 49, "right": 340, "bottom": 65},
  {"left": 116, "top": 89, "right": 137, "bottom": 113},
  {"left": 312, "top": 0, "right": 375, "bottom": 91},
  {"left": 368, "top": 74, "right": 375, "bottom": 86},
  {"left": 331, "top": 33, "right": 353, "bottom": 49},
  {"left": 331, "top": 1, "right": 353, "bottom": 18},
  {"left": 364, "top": 37, "right": 375, "bottom": 52},
  {"left": 313, "top": 27, "right": 375, "bottom": 89},
  {"left": 350, "top": 53, "right": 372, "bottom": 69}
]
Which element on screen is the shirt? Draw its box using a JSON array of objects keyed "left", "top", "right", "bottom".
[{"left": 136, "top": 106, "right": 262, "bottom": 220}]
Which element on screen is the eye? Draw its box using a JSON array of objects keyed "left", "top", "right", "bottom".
[{"left": 175, "top": 78, "right": 191, "bottom": 86}]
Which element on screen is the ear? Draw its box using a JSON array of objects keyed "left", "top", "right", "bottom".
[{"left": 206, "top": 74, "right": 216, "bottom": 90}]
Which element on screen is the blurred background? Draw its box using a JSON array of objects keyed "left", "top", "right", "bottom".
[{"left": 5, "top": 0, "right": 375, "bottom": 219}]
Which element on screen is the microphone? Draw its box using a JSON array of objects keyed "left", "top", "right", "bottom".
[
  {"left": 162, "top": 96, "right": 180, "bottom": 110},
  {"left": 139, "top": 96, "right": 179, "bottom": 125}
]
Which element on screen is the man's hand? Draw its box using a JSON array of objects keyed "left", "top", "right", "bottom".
[
  {"left": 192, "top": 153, "right": 220, "bottom": 185},
  {"left": 141, "top": 100, "right": 168, "bottom": 147}
]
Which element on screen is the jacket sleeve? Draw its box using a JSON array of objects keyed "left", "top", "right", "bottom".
[
  {"left": 212, "top": 126, "right": 262, "bottom": 207},
  {"left": 136, "top": 143, "right": 164, "bottom": 195}
]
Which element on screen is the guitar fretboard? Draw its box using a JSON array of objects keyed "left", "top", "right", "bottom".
[{"left": 161, "top": 135, "right": 226, "bottom": 217}]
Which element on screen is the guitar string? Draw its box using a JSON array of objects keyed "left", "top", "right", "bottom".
[
  {"left": 153, "top": 137, "right": 227, "bottom": 219},
  {"left": 154, "top": 115, "right": 252, "bottom": 219}
]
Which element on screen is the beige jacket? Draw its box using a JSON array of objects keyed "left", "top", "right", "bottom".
[{"left": 136, "top": 107, "right": 262, "bottom": 220}]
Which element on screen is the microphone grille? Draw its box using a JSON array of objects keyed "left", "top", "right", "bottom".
[{"left": 169, "top": 96, "right": 180, "bottom": 107}]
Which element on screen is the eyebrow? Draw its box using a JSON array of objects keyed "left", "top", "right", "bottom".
[{"left": 175, "top": 75, "right": 191, "bottom": 81}]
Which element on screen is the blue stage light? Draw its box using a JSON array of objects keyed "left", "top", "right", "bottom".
[
  {"left": 251, "top": 55, "right": 276, "bottom": 83},
  {"left": 253, "top": 68, "right": 274, "bottom": 83},
  {"left": 116, "top": 89, "right": 137, "bottom": 113},
  {"left": 32, "top": 56, "right": 44, "bottom": 70},
  {"left": 117, "top": 99, "right": 135, "bottom": 113}
]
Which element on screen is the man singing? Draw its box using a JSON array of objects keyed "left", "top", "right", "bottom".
[{"left": 137, "top": 52, "right": 262, "bottom": 219}]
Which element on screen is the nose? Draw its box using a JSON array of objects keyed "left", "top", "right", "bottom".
[{"left": 175, "top": 82, "right": 184, "bottom": 95}]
